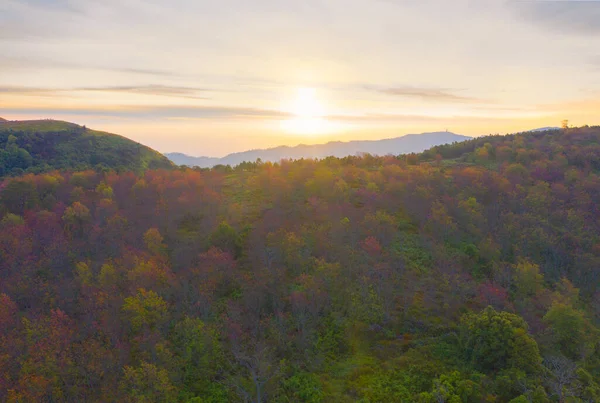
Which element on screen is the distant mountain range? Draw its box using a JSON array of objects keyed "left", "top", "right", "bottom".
[{"left": 166, "top": 131, "right": 472, "bottom": 168}]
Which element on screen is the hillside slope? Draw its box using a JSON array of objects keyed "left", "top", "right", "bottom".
[
  {"left": 167, "top": 131, "right": 471, "bottom": 167},
  {"left": 0, "top": 119, "right": 173, "bottom": 176},
  {"left": 420, "top": 126, "right": 600, "bottom": 169},
  {"left": 1, "top": 126, "right": 599, "bottom": 402}
]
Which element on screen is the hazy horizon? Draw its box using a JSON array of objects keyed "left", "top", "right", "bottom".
[{"left": 2, "top": 0, "right": 600, "bottom": 156}]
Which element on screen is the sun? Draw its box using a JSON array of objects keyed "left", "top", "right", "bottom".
[
  {"left": 292, "top": 87, "right": 324, "bottom": 119},
  {"left": 281, "top": 87, "right": 334, "bottom": 136}
]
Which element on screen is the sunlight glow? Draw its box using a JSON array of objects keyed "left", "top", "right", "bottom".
[
  {"left": 281, "top": 87, "right": 337, "bottom": 136},
  {"left": 292, "top": 88, "right": 324, "bottom": 119}
]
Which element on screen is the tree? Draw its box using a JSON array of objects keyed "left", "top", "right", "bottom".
[
  {"left": 513, "top": 260, "right": 544, "bottom": 299},
  {"left": 62, "top": 201, "right": 91, "bottom": 236},
  {"left": 418, "top": 371, "right": 483, "bottom": 403},
  {"left": 0, "top": 293, "right": 17, "bottom": 334},
  {"left": 75, "top": 261, "right": 93, "bottom": 287},
  {"left": 122, "top": 288, "right": 169, "bottom": 334},
  {"left": 120, "top": 361, "right": 177, "bottom": 403},
  {"left": 228, "top": 339, "right": 277, "bottom": 403},
  {"left": 543, "top": 355, "right": 579, "bottom": 403},
  {"left": 96, "top": 181, "right": 114, "bottom": 199},
  {"left": 279, "top": 372, "right": 324, "bottom": 403},
  {"left": 460, "top": 306, "right": 542, "bottom": 374},
  {"left": 543, "top": 302, "right": 598, "bottom": 360},
  {"left": 143, "top": 228, "right": 167, "bottom": 256},
  {"left": 209, "top": 221, "right": 241, "bottom": 258},
  {"left": 1, "top": 179, "right": 38, "bottom": 214},
  {"left": 167, "top": 317, "right": 225, "bottom": 399}
]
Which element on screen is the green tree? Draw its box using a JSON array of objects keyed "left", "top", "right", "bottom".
[
  {"left": 144, "top": 227, "right": 167, "bottom": 256},
  {"left": 96, "top": 181, "right": 114, "bottom": 199},
  {"left": 460, "top": 306, "right": 542, "bottom": 374},
  {"left": 98, "top": 262, "right": 120, "bottom": 289},
  {"left": 209, "top": 221, "right": 241, "bottom": 257},
  {"left": 513, "top": 259, "right": 544, "bottom": 298},
  {"left": 1, "top": 212, "right": 25, "bottom": 226},
  {"left": 122, "top": 289, "right": 169, "bottom": 334},
  {"left": 168, "top": 317, "right": 224, "bottom": 398},
  {"left": 543, "top": 302, "right": 598, "bottom": 360},
  {"left": 1, "top": 179, "right": 38, "bottom": 214},
  {"left": 120, "top": 361, "right": 177, "bottom": 403},
  {"left": 418, "top": 371, "right": 483, "bottom": 403},
  {"left": 75, "top": 261, "right": 93, "bottom": 286}
]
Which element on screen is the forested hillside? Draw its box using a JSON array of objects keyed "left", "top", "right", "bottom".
[
  {"left": 0, "top": 126, "right": 599, "bottom": 402},
  {"left": 0, "top": 119, "right": 173, "bottom": 176}
]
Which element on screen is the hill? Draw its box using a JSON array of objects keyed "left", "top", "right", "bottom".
[
  {"left": 0, "top": 119, "right": 173, "bottom": 176},
  {"left": 1, "top": 126, "right": 599, "bottom": 402},
  {"left": 166, "top": 152, "right": 220, "bottom": 168},
  {"left": 166, "top": 131, "right": 471, "bottom": 167},
  {"left": 527, "top": 126, "right": 560, "bottom": 132}
]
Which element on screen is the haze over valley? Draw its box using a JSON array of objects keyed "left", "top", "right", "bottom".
[{"left": 166, "top": 131, "right": 471, "bottom": 167}]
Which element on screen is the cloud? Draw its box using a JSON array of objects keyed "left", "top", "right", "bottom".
[
  {"left": 327, "top": 113, "right": 443, "bottom": 123},
  {"left": 0, "top": 105, "right": 292, "bottom": 120},
  {"left": 0, "top": 56, "right": 180, "bottom": 77},
  {"left": 511, "top": 0, "right": 600, "bottom": 35},
  {"left": 2, "top": 105, "right": 546, "bottom": 124},
  {"left": 367, "top": 85, "right": 485, "bottom": 103},
  {"left": 326, "top": 112, "right": 540, "bottom": 124},
  {"left": 79, "top": 85, "right": 210, "bottom": 99},
  {"left": 0, "top": 86, "right": 55, "bottom": 95},
  {"left": 111, "top": 67, "right": 178, "bottom": 77},
  {"left": 0, "top": 55, "right": 286, "bottom": 90},
  {"left": 0, "top": 85, "right": 210, "bottom": 99}
]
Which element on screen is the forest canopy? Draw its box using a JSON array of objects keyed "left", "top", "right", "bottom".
[
  {"left": 0, "top": 119, "right": 173, "bottom": 177},
  {"left": 0, "top": 126, "right": 599, "bottom": 402}
]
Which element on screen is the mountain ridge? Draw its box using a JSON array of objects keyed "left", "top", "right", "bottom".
[
  {"left": 0, "top": 119, "right": 173, "bottom": 176},
  {"left": 526, "top": 126, "right": 560, "bottom": 132},
  {"left": 167, "top": 131, "right": 471, "bottom": 167}
]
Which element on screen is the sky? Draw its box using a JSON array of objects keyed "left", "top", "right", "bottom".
[{"left": 1, "top": 0, "right": 600, "bottom": 157}]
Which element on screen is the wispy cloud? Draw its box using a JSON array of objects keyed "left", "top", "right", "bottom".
[
  {"left": 326, "top": 111, "right": 544, "bottom": 124},
  {"left": 327, "top": 113, "right": 443, "bottom": 123},
  {"left": 511, "top": 0, "right": 600, "bottom": 35},
  {"left": 0, "top": 105, "right": 292, "bottom": 120},
  {"left": 1, "top": 103, "right": 551, "bottom": 124},
  {"left": 110, "top": 67, "right": 179, "bottom": 77},
  {"left": 367, "top": 85, "right": 485, "bottom": 103},
  {"left": 0, "top": 86, "right": 55, "bottom": 95},
  {"left": 0, "top": 85, "right": 210, "bottom": 99},
  {"left": 0, "top": 56, "right": 287, "bottom": 91},
  {"left": 0, "top": 56, "right": 181, "bottom": 77},
  {"left": 80, "top": 85, "right": 209, "bottom": 99}
]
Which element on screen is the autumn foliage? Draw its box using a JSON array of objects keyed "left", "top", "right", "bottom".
[{"left": 1, "top": 127, "right": 600, "bottom": 402}]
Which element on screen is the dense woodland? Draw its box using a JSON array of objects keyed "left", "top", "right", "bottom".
[
  {"left": 0, "top": 120, "right": 173, "bottom": 177},
  {"left": 1, "top": 126, "right": 600, "bottom": 402}
]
